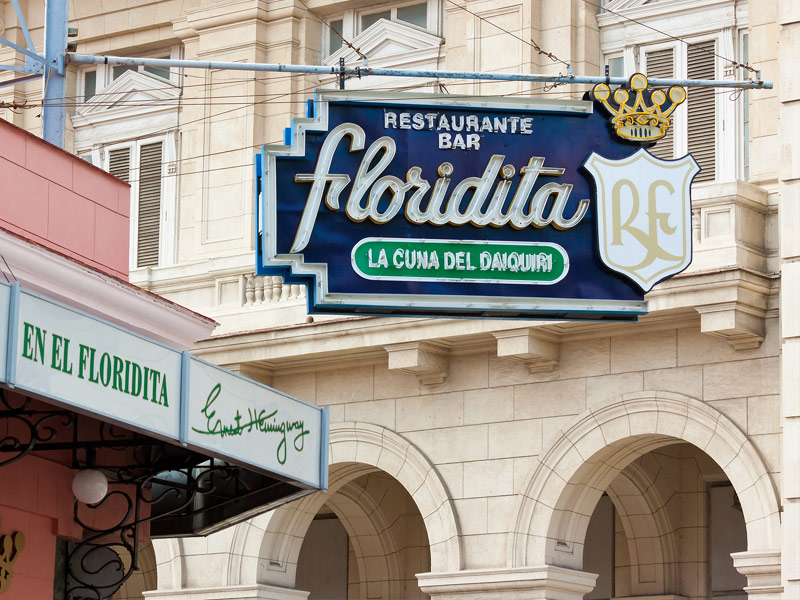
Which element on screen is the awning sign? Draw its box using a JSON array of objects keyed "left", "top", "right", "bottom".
[
  {"left": 13, "top": 289, "right": 182, "bottom": 440},
  {"left": 1, "top": 282, "right": 328, "bottom": 490},
  {"left": 185, "top": 356, "right": 326, "bottom": 488},
  {"left": 256, "top": 80, "right": 697, "bottom": 320}
]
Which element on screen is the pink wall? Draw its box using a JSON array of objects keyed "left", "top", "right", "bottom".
[
  {"left": 0, "top": 119, "right": 130, "bottom": 281},
  {"left": 0, "top": 455, "right": 81, "bottom": 599},
  {"left": 0, "top": 398, "right": 152, "bottom": 599}
]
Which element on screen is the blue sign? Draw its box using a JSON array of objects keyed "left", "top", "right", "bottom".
[{"left": 256, "top": 88, "right": 695, "bottom": 320}]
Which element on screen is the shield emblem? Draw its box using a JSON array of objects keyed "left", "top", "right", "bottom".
[{"left": 585, "top": 148, "right": 699, "bottom": 293}]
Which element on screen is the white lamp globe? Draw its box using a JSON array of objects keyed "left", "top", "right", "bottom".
[{"left": 72, "top": 469, "right": 108, "bottom": 504}]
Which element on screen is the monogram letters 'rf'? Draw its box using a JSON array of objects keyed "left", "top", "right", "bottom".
[{"left": 584, "top": 148, "right": 700, "bottom": 293}]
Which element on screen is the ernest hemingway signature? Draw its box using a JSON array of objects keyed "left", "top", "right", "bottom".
[{"left": 191, "top": 383, "right": 310, "bottom": 465}]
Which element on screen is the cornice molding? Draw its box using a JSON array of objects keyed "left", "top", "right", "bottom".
[{"left": 181, "top": 268, "right": 776, "bottom": 370}]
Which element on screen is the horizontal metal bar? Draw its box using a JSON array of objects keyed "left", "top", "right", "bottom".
[
  {"left": 0, "top": 63, "right": 29, "bottom": 72},
  {"left": 0, "top": 73, "right": 41, "bottom": 89},
  {"left": 68, "top": 54, "right": 773, "bottom": 90},
  {"left": 0, "top": 35, "right": 46, "bottom": 64}
]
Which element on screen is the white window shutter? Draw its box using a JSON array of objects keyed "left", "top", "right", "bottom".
[
  {"left": 644, "top": 48, "right": 675, "bottom": 160},
  {"left": 136, "top": 142, "right": 163, "bottom": 268},
  {"left": 687, "top": 41, "right": 716, "bottom": 182}
]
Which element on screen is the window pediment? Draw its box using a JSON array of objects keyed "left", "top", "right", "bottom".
[
  {"left": 74, "top": 70, "right": 180, "bottom": 121},
  {"left": 324, "top": 18, "right": 442, "bottom": 67}
]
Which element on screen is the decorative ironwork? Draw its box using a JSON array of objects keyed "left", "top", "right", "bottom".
[
  {"left": 1, "top": 387, "right": 314, "bottom": 599},
  {"left": 66, "top": 462, "right": 251, "bottom": 599},
  {"left": 0, "top": 388, "right": 74, "bottom": 467}
]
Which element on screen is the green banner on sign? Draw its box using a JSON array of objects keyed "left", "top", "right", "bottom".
[{"left": 351, "top": 238, "right": 568, "bottom": 285}]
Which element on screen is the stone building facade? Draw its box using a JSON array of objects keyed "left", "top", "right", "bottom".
[{"left": 1, "top": 0, "right": 797, "bottom": 599}]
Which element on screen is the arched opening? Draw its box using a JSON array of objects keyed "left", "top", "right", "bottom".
[
  {"left": 148, "top": 424, "right": 459, "bottom": 595},
  {"left": 513, "top": 392, "right": 781, "bottom": 599},
  {"left": 234, "top": 423, "right": 460, "bottom": 598},
  {"left": 583, "top": 443, "right": 748, "bottom": 600},
  {"left": 296, "top": 471, "right": 431, "bottom": 599}
]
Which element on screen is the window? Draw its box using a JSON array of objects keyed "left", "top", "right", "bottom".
[
  {"left": 640, "top": 39, "right": 718, "bottom": 182},
  {"left": 605, "top": 55, "right": 624, "bottom": 78},
  {"left": 74, "top": 48, "right": 181, "bottom": 271},
  {"left": 112, "top": 60, "right": 172, "bottom": 81},
  {"left": 324, "top": 0, "right": 440, "bottom": 57},
  {"left": 598, "top": 0, "right": 748, "bottom": 183},
  {"left": 83, "top": 69, "right": 96, "bottom": 102},
  {"left": 103, "top": 136, "right": 177, "bottom": 269}
]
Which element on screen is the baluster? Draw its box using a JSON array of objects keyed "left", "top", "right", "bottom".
[
  {"left": 271, "top": 276, "right": 282, "bottom": 303},
  {"left": 280, "top": 277, "right": 290, "bottom": 302},
  {"left": 255, "top": 276, "right": 265, "bottom": 304},
  {"left": 244, "top": 274, "right": 255, "bottom": 306},
  {"left": 264, "top": 276, "right": 275, "bottom": 304}
]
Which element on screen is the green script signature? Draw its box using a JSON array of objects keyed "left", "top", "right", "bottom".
[{"left": 191, "top": 383, "right": 310, "bottom": 465}]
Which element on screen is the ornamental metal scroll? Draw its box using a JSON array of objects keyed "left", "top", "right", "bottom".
[{"left": 0, "top": 392, "right": 313, "bottom": 600}]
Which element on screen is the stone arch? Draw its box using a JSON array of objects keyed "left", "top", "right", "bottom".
[
  {"left": 224, "top": 422, "right": 460, "bottom": 588},
  {"left": 511, "top": 391, "right": 781, "bottom": 570},
  {"left": 325, "top": 480, "right": 404, "bottom": 599},
  {"left": 604, "top": 459, "right": 680, "bottom": 596}
]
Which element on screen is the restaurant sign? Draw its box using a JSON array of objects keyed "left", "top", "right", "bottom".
[
  {"left": 0, "top": 282, "right": 328, "bottom": 491},
  {"left": 256, "top": 75, "right": 698, "bottom": 320}
]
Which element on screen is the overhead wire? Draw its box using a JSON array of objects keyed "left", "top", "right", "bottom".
[
  {"left": 93, "top": 79, "right": 563, "bottom": 186},
  {"left": 44, "top": 69, "right": 308, "bottom": 103},
  {"left": 21, "top": 74, "right": 752, "bottom": 111},
  {"left": 0, "top": 0, "right": 762, "bottom": 184},
  {"left": 9, "top": 0, "right": 761, "bottom": 109},
  {"left": 9, "top": 64, "right": 750, "bottom": 186}
]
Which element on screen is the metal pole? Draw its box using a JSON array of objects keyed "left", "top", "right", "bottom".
[
  {"left": 42, "top": 0, "right": 69, "bottom": 147},
  {"left": 68, "top": 54, "right": 773, "bottom": 90}
]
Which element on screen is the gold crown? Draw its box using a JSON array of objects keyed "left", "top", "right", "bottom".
[
  {"left": 0, "top": 521, "right": 25, "bottom": 594},
  {"left": 593, "top": 73, "right": 686, "bottom": 142}
]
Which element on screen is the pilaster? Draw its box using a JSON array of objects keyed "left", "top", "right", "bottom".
[{"left": 778, "top": 0, "right": 800, "bottom": 597}]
